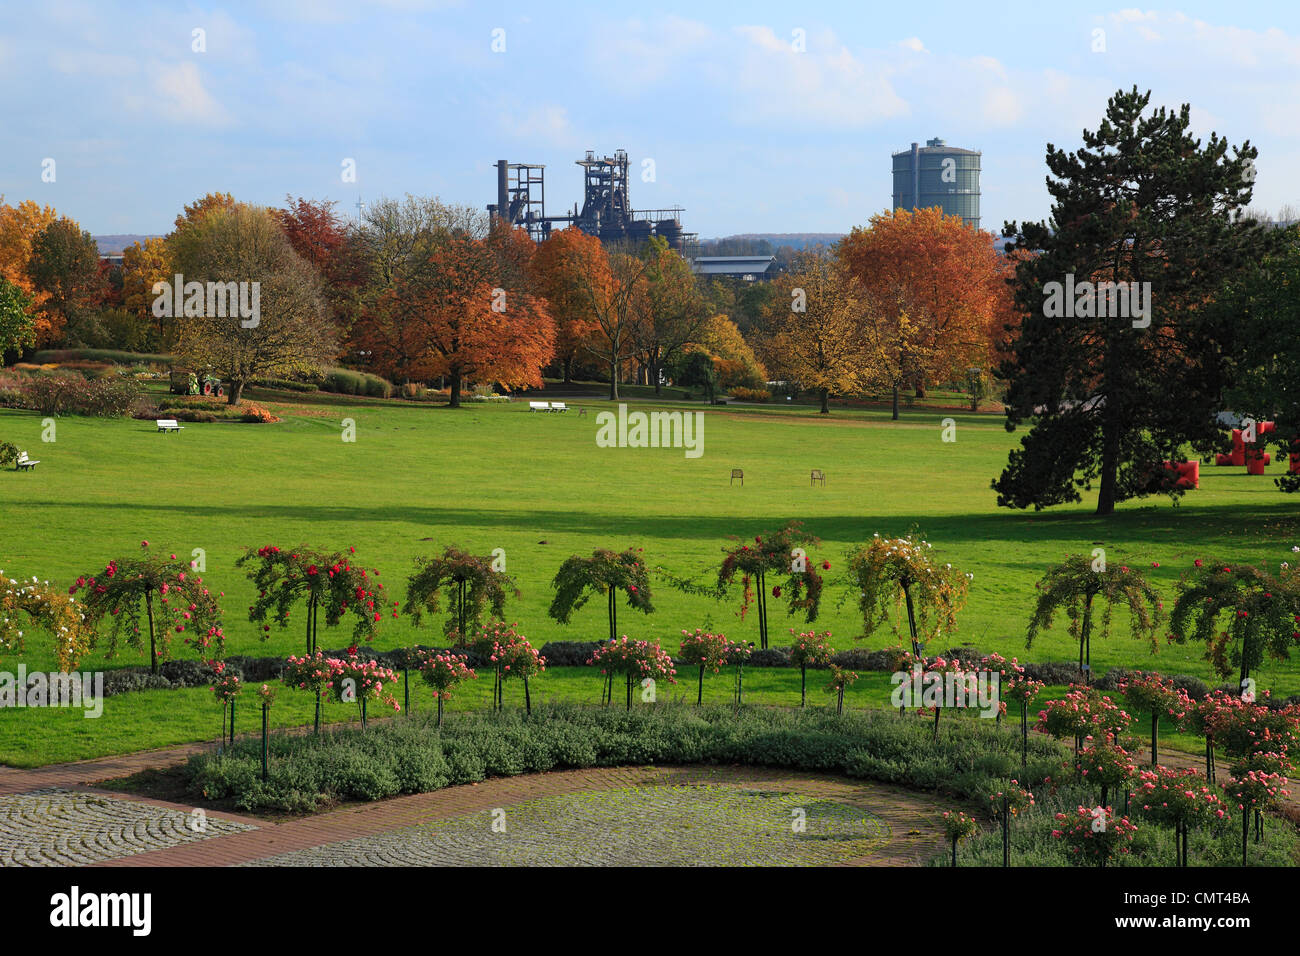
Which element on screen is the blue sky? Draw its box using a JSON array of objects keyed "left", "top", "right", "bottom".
[{"left": 1, "top": 1, "right": 1297, "bottom": 238}]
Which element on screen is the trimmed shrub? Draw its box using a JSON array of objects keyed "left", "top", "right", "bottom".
[
  {"left": 176, "top": 702, "right": 1070, "bottom": 813},
  {"left": 19, "top": 371, "right": 141, "bottom": 417},
  {"left": 729, "top": 386, "right": 771, "bottom": 402}
]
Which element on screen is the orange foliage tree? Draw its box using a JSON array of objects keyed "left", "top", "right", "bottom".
[
  {"left": 0, "top": 198, "right": 57, "bottom": 344},
  {"left": 839, "top": 207, "right": 1006, "bottom": 415},
  {"left": 353, "top": 225, "right": 554, "bottom": 406},
  {"left": 533, "top": 227, "right": 606, "bottom": 384}
]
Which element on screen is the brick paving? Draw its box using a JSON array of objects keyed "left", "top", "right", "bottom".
[
  {"left": 0, "top": 738, "right": 953, "bottom": 866},
  {"left": 0, "top": 787, "right": 255, "bottom": 866}
]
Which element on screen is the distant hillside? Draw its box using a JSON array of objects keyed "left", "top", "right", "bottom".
[
  {"left": 722, "top": 233, "right": 846, "bottom": 250},
  {"left": 94, "top": 234, "right": 161, "bottom": 255}
]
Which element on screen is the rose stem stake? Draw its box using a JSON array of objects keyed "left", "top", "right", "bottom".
[
  {"left": 1014, "top": 698, "right": 1028, "bottom": 763},
  {"left": 524, "top": 675, "right": 531, "bottom": 715},
  {"left": 800, "top": 662, "right": 806, "bottom": 707},
  {"left": 626, "top": 672, "right": 632, "bottom": 712},
  {"left": 756, "top": 570, "right": 767, "bottom": 650},
  {"left": 1079, "top": 589, "right": 1095, "bottom": 686},
  {"left": 261, "top": 702, "right": 268, "bottom": 783},
  {"left": 1002, "top": 793, "right": 1009, "bottom": 867},
  {"left": 230, "top": 697, "right": 235, "bottom": 747},
  {"left": 403, "top": 664, "right": 409, "bottom": 714},
  {"left": 437, "top": 693, "right": 443, "bottom": 728},
  {"left": 697, "top": 664, "right": 705, "bottom": 705},
  {"left": 951, "top": 834, "right": 958, "bottom": 867},
  {"left": 361, "top": 696, "right": 367, "bottom": 729}
]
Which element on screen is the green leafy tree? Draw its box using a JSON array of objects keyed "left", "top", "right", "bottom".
[
  {"left": 72, "top": 543, "right": 224, "bottom": 674},
  {"left": 1168, "top": 561, "right": 1300, "bottom": 683},
  {"left": 995, "top": 87, "right": 1275, "bottom": 515},
  {"left": 1214, "top": 228, "right": 1300, "bottom": 490},
  {"left": 0, "top": 277, "right": 35, "bottom": 360},
  {"left": 717, "top": 522, "right": 823, "bottom": 650},
  {"left": 403, "top": 546, "right": 519, "bottom": 643},
  {"left": 846, "top": 535, "right": 968, "bottom": 658},
  {"left": 549, "top": 547, "right": 653, "bottom": 642},
  {"left": 1027, "top": 554, "right": 1162, "bottom": 683}
]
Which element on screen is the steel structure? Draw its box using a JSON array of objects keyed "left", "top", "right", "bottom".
[
  {"left": 487, "top": 149, "right": 695, "bottom": 254},
  {"left": 891, "top": 137, "right": 981, "bottom": 229}
]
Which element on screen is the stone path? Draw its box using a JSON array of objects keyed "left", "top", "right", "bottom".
[{"left": 0, "top": 741, "right": 951, "bottom": 867}]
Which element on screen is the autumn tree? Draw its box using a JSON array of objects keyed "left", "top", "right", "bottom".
[
  {"left": 839, "top": 207, "right": 1004, "bottom": 412},
  {"left": 169, "top": 204, "right": 336, "bottom": 404},
  {"left": 173, "top": 192, "right": 238, "bottom": 236},
  {"left": 28, "top": 218, "right": 104, "bottom": 347},
  {"left": 995, "top": 87, "right": 1275, "bottom": 515},
  {"left": 765, "top": 251, "right": 879, "bottom": 413},
  {"left": 629, "top": 236, "right": 712, "bottom": 394},
  {"left": 351, "top": 216, "right": 554, "bottom": 406},
  {"left": 121, "top": 238, "right": 175, "bottom": 349},
  {"left": 533, "top": 227, "right": 606, "bottom": 384},
  {"left": 556, "top": 237, "right": 654, "bottom": 400},
  {"left": 0, "top": 198, "right": 57, "bottom": 320}
]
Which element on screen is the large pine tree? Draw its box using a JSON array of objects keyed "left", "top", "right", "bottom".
[{"left": 995, "top": 87, "right": 1273, "bottom": 515}]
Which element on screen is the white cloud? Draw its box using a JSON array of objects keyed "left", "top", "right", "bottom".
[
  {"left": 730, "top": 25, "right": 908, "bottom": 127},
  {"left": 123, "top": 61, "right": 233, "bottom": 127},
  {"left": 498, "top": 105, "right": 573, "bottom": 147}
]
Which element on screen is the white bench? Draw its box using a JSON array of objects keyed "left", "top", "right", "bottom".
[
  {"left": 549, "top": 402, "right": 568, "bottom": 412},
  {"left": 528, "top": 402, "right": 549, "bottom": 412},
  {"left": 15, "top": 451, "right": 38, "bottom": 471},
  {"left": 157, "top": 419, "right": 184, "bottom": 433}
]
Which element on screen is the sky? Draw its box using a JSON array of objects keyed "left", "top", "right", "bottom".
[{"left": 1, "top": 1, "right": 1298, "bottom": 240}]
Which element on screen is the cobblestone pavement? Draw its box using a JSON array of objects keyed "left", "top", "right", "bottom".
[
  {"left": 243, "top": 784, "right": 892, "bottom": 866},
  {"left": 0, "top": 788, "right": 256, "bottom": 866}
]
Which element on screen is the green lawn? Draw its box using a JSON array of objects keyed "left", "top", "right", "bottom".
[{"left": 2, "top": 385, "right": 1297, "bottom": 766}]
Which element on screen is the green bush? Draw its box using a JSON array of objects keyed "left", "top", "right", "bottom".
[
  {"left": 320, "top": 368, "right": 393, "bottom": 398},
  {"left": 180, "top": 703, "right": 1069, "bottom": 813},
  {"left": 31, "top": 348, "right": 173, "bottom": 367},
  {"left": 19, "top": 371, "right": 141, "bottom": 417}
]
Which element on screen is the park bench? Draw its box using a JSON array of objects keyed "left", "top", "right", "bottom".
[
  {"left": 528, "top": 401, "right": 549, "bottom": 412},
  {"left": 730, "top": 468, "right": 743, "bottom": 486},
  {"left": 156, "top": 419, "right": 184, "bottom": 433},
  {"left": 810, "top": 469, "right": 826, "bottom": 486},
  {"left": 549, "top": 402, "right": 568, "bottom": 412},
  {"left": 15, "top": 451, "right": 39, "bottom": 471}
]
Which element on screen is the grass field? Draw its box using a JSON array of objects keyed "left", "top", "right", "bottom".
[{"left": 3, "top": 383, "right": 1298, "bottom": 765}]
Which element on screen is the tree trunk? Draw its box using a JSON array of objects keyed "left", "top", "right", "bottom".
[
  {"left": 609, "top": 358, "right": 619, "bottom": 400},
  {"left": 891, "top": 385, "right": 900, "bottom": 421},
  {"left": 562, "top": 354, "right": 573, "bottom": 385},
  {"left": 914, "top": 381, "right": 926, "bottom": 398},
  {"left": 652, "top": 350, "right": 662, "bottom": 395},
  {"left": 819, "top": 388, "right": 829, "bottom": 414},
  {"left": 448, "top": 366, "right": 463, "bottom": 408},
  {"left": 145, "top": 590, "right": 158, "bottom": 675},
  {"left": 1096, "top": 419, "right": 1120, "bottom": 515},
  {"left": 226, "top": 380, "right": 245, "bottom": 406}
]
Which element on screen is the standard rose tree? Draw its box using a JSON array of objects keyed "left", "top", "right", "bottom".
[
  {"left": 2, "top": 571, "right": 93, "bottom": 671},
  {"left": 548, "top": 547, "right": 653, "bottom": 644},
  {"left": 1168, "top": 560, "right": 1300, "bottom": 684},
  {"left": 238, "top": 544, "right": 387, "bottom": 654},
  {"left": 72, "top": 542, "right": 224, "bottom": 674},
  {"left": 846, "top": 535, "right": 968, "bottom": 659},
  {"left": 239, "top": 544, "right": 387, "bottom": 733},
  {"left": 403, "top": 546, "right": 519, "bottom": 644},
  {"left": 1027, "top": 554, "right": 1162, "bottom": 684},
  {"left": 716, "top": 522, "right": 823, "bottom": 650}
]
